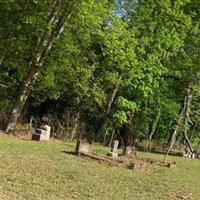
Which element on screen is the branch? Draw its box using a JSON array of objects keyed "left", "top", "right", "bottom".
[{"left": 0, "top": 83, "right": 8, "bottom": 88}]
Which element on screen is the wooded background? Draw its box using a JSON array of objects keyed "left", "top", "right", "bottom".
[{"left": 0, "top": 0, "right": 200, "bottom": 152}]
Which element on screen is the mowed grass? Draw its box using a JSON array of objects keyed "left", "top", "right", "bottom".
[{"left": 0, "top": 135, "right": 200, "bottom": 200}]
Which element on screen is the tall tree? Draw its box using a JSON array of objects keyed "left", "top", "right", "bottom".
[{"left": 5, "top": 0, "right": 81, "bottom": 132}]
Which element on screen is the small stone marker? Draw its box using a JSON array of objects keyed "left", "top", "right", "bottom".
[
  {"left": 75, "top": 139, "right": 92, "bottom": 154},
  {"left": 107, "top": 140, "right": 119, "bottom": 158},
  {"left": 123, "top": 146, "right": 137, "bottom": 156},
  {"left": 127, "top": 162, "right": 135, "bottom": 170},
  {"left": 183, "top": 151, "right": 197, "bottom": 159},
  {"left": 32, "top": 125, "right": 51, "bottom": 141}
]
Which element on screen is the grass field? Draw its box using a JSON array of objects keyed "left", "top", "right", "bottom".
[{"left": 0, "top": 135, "right": 200, "bottom": 200}]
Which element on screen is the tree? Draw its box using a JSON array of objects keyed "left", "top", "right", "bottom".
[{"left": 5, "top": 0, "right": 81, "bottom": 132}]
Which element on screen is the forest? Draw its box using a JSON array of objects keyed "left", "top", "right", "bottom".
[{"left": 0, "top": 0, "right": 200, "bottom": 155}]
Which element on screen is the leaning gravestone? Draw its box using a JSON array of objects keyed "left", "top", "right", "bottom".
[
  {"left": 107, "top": 140, "right": 119, "bottom": 158},
  {"left": 32, "top": 125, "right": 51, "bottom": 141},
  {"left": 75, "top": 139, "right": 92, "bottom": 155}
]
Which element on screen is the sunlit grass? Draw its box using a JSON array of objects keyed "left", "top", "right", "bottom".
[{"left": 0, "top": 135, "right": 200, "bottom": 200}]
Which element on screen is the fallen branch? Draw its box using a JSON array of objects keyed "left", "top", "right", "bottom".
[
  {"left": 78, "top": 152, "right": 172, "bottom": 171},
  {"left": 0, "top": 83, "right": 8, "bottom": 88},
  {"left": 79, "top": 152, "right": 125, "bottom": 168}
]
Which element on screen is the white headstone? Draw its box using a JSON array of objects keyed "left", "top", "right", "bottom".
[
  {"left": 107, "top": 140, "right": 119, "bottom": 158},
  {"left": 32, "top": 125, "right": 51, "bottom": 141}
]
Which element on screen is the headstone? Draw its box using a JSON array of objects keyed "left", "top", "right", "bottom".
[
  {"left": 32, "top": 125, "right": 51, "bottom": 141},
  {"left": 167, "top": 162, "right": 176, "bottom": 168},
  {"left": 191, "top": 153, "right": 195, "bottom": 159},
  {"left": 127, "top": 162, "right": 135, "bottom": 170},
  {"left": 107, "top": 140, "right": 119, "bottom": 158},
  {"left": 75, "top": 139, "right": 92, "bottom": 154},
  {"left": 183, "top": 150, "right": 197, "bottom": 159},
  {"left": 123, "top": 146, "right": 137, "bottom": 156}
]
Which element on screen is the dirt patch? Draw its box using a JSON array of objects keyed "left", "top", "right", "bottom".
[
  {"left": 78, "top": 152, "right": 156, "bottom": 172},
  {"left": 134, "top": 156, "right": 176, "bottom": 168}
]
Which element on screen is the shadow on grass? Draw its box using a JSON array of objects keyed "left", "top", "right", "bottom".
[{"left": 61, "top": 150, "right": 77, "bottom": 156}]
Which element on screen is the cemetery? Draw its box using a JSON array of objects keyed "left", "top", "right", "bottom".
[
  {"left": 1, "top": 134, "right": 200, "bottom": 200},
  {"left": 74, "top": 139, "right": 177, "bottom": 170},
  {"left": 1, "top": 0, "right": 200, "bottom": 199}
]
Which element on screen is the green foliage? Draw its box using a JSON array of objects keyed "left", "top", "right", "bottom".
[
  {"left": 115, "top": 96, "right": 137, "bottom": 111},
  {"left": 113, "top": 111, "right": 128, "bottom": 125},
  {"left": 0, "top": 0, "right": 200, "bottom": 148}
]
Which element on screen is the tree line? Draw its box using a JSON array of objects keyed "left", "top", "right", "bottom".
[{"left": 0, "top": 0, "right": 200, "bottom": 152}]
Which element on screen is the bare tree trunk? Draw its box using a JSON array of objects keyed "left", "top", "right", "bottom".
[
  {"left": 5, "top": 63, "right": 40, "bottom": 132},
  {"left": 190, "top": 122, "right": 197, "bottom": 140},
  {"left": 106, "top": 75, "right": 122, "bottom": 114},
  {"left": 97, "top": 85, "right": 119, "bottom": 140},
  {"left": 164, "top": 88, "right": 193, "bottom": 161},
  {"left": 107, "top": 87, "right": 119, "bottom": 114},
  {"left": 102, "top": 130, "right": 108, "bottom": 146},
  {"left": 97, "top": 75, "right": 122, "bottom": 140},
  {"left": 164, "top": 113, "right": 183, "bottom": 161},
  {"left": 0, "top": 56, "right": 4, "bottom": 66},
  {"left": 70, "top": 112, "right": 80, "bottom": 142},
  {"left": 108, "top": 130, "right": 115, "bottom": 148},
  {"left": 162, "top": 120, "right": 172, "bottom": 151},
  {"left": 184, "top": 118, "right": 193, "bottom": 153},
  {"left": 183, "top": 89, "right": 193, "bottom": 152},
  {"left": 146, "top": 108, "right": 161, "bottom": 150},
  {"left": 5, "top": 1, "right": 79, "bottom": 132},
  {"left": 29, "top": 116, "right": 33, "bottom": 128}
]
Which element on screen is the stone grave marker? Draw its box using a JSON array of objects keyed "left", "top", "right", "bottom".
[
  {"left": 75, "top": 139, "right": 92, "bottom": 154},
  {"left": 32, "top": 125, "right": 51, "bottom": 141},
  {"left": 123, "top": 146, "right": 137, "bottom": 156},
  {"left": 107, "top": 140, "right": 119, "bottom": 158}
]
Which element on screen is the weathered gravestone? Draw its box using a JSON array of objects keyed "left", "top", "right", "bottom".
[
  {"left": 123, "top": 146, "right": 137, "bottom": 156},
  {"left": 75, "top": 139, "right": 92, "bottom": 155},
  {"left": 107, "top": 140, "right": 119, "bottom": 158},
  {"left": 183, "top": 151, "right": 197, "bottom": 159},
  {"left": 32, "top": 125, "right": 51, "bottom": 141}
]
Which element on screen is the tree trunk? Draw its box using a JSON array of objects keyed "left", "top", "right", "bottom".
[
  {"left": 146, "top": 108, "right": 161, "bottom": 150},
  {"left": 164, "top": 114, "right": 183, "bottom": 161},
  {"left": 70, "top": 112, "right": 80, "bottom": 142},
  {"left": 106, "top": 75, "right": 122, "bottom": 114},
  {"left": 184, "top": 118, "right": 193, "bottom": 153},
  {"left": 5, "top": 63, "right": 40, "bottom": 132},
  {"left": 183, "top": 88, "right": 193, "bottom": 152},
  {"left": 164, "top": 88, "right": 193, "bottom": 161},
  {"left": 96, "top": 75, "right": 122, "bottom": 140},
  {"left": 5, "top": 1, "right": 78, "bottom": 132},
  {"left": 190, "top": 122, "right": 197, "bottom": 140},
  {"left": 102, "top": 130, "right": 108, "bottom": 146},
  {"left": 108, "top": 130, "right": 115, "bottom": 148}
]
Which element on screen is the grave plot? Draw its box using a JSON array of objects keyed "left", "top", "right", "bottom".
[{"left": 75, "top": 139, "right": 176, "bottom": 171}]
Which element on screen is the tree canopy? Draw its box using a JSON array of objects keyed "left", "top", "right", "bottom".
[{"left": 0, "top": 0, "right": 200, "bottom": 152}]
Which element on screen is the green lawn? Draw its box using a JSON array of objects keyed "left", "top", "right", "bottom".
[{"left": 0, "top": 135, "right": 200, "bottom": 200}]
